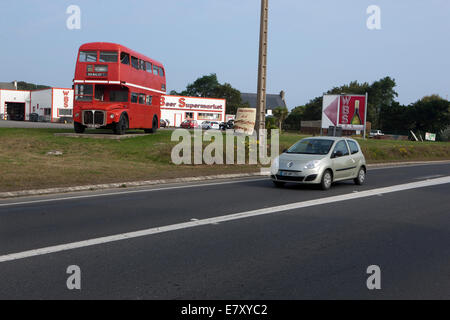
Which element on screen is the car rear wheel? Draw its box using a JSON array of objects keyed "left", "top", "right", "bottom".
[
  {"left": 321, "top": 170, "right": 333, "bottom": 190},
  {"left": 354, "top": 167, "right": 366, "bottom": 185},
  {"left": 273, "top": 181, "right": 285, "bottom": 188}
]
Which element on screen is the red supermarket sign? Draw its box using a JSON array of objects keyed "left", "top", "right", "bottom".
[
  {"left": 322, "top": 94, "right": 367, "bottom": 130},
  {"left": 160, "top": 95, "right": 225, "bottom": 111}
]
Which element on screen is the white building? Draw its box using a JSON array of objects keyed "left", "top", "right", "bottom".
[
  {"left": 161, "top": 95, "right": 226, "bottom": 127},
  {"left": 30, "top": 88, "right": 73, "bottom": 122},
  {"left": 0, "top": 88, "right": 73, "bottom": 122}
]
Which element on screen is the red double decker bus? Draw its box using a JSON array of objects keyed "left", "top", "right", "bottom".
[{"left": 73, "top": 42, "right": 166, "bottom": 134}]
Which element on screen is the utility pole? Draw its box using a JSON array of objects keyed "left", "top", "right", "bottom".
[{"left": 255, "top": 0, "right": 268, "bottom": 133}]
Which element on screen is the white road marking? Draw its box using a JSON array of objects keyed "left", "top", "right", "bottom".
[
  {"left": 0, "top": 176, "right": 449, "bottom": 264},
  {"left": 0, "top": 178, "right": 265, "bottom": 208},
  {"left": 414, "top": 175, "right": 444, "bottom": 180}
]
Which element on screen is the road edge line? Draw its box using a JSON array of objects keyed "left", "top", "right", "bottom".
[{"left": 1, "top": 160, "right": 449, "bottom": 199}]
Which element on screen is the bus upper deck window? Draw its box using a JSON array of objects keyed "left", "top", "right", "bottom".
[
  {"left": 159, "top": 68, "right": 164, "bottom": 77},
  {"left": 139, "top": 60, "right": 146, "bottom": 70},
  {"left": 131, "top": 56, "right": 139, "bottom": 69},
  {"left": 120, "top": 52, "right": 130, "bottom": 65},
  {"left": 79, "top": 51, "right": 97, "bottom": 62},
  {"left": 153, "top": 66, "right": 159, "bottom": 75},
  {"left": 100, "top": 51, "right": 118, "bottom": 63},
  {"left": 146, "top": 62, "right": 152, "bottom": 73}
]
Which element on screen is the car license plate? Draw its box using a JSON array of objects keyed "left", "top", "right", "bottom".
[{"left": 280, "top": 171, "right": 296, "bottom": 177}]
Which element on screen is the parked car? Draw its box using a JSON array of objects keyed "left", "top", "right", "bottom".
[
  {"left": 160, "top": 119, "right": 167, "bottom": 128},
  {"left": 369, "top": 130, "right": 384, "bottom": 138},
  {"left": 201, "top": 121, "right": 212, "bottom": 130},
  {"left": 219, "top": 119, "right": 235, "bottom": 130},
  {"left": 180, "top": 119, "right": 198, "bottom": 129},
  {"left": 210, "top": 121, "right": 220, "bottom": 130},
  {"left": 271, "top": 137, "right": 367, "bottom": 190},
  {"left": 29, "top": 113, "right": 39, "bottom": 122}
]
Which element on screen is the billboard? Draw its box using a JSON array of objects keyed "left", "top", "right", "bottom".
[
  {"left": 234, "top": 108, "right": 256, "bottom": 135},
  {"left": 322, "top": 94, "right": 367, "bottom": 131}
]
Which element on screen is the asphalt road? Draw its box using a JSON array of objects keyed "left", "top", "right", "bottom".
[{"left": 0, "top": 163, "right": 449, "bottom": 299}]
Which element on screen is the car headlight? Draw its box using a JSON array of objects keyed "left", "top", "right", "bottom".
[
  {"left": 270, "top": 156, "right": 280, "bottom": 175},
  {"left": 110, "top": 114, "right": 115, "bottom": 119},
  {"left": 75, "top": 113, "right": 80, "bottom": 118},
  {"left": 304, "top": 160, "right": 320, "bottom": 170}
]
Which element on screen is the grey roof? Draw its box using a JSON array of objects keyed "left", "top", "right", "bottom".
[
  {"left": 241, "top": 92, "right": 287, "bottom": 110},
  {"left": 0, "top": 82, "right": 16, "bottom": 90}
]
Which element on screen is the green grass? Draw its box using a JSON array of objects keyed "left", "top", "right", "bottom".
[{"left": 0, "top": 128, "right": 449, "bottom": 192}]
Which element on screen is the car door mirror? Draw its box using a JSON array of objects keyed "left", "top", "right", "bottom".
[
  {"left": 332, "top": 150, "right": 343, "bottom": 158},
  {"left": 282, "top": 149, "right": 288, "bottom": 154}
]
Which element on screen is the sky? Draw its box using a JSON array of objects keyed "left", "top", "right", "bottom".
[{"left": 0, "top": 0, "right": 449, "bottom": 109}]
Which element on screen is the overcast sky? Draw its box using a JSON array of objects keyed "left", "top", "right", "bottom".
[{"left": 0, "top": 0, "right": 448, "bottom": 108}]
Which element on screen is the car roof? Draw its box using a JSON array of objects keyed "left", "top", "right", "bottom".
[{"left": 303, "top": 136, "right": 359, "bottom": 143}]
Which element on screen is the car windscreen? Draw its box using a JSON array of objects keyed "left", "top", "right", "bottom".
[{"left": 287, "top": 139, "right": 334, "bottom": 155}]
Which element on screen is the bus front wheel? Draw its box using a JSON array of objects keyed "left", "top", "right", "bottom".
[
  {"left": 114, "top": 114, "right": 128, "bottom": 135},
  {"left": 74, "top": 122, "right": 85, "bottom": 134}
]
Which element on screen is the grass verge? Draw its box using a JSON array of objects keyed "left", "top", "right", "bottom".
[{"left": 0, "top": 128, "right": 449, "bottom": 192}]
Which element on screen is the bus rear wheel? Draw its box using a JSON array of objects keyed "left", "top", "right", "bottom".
[
  {"left": 114, "top": 114, "right": 128, "bottom": 135},
  {"left": 74, "top": 122, "right": 85, "bottom": 134},
  {"left": 144, "top": 116, "right": 158, "bottom": 134}
]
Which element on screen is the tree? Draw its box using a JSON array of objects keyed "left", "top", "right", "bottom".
[
  {"left": 183, "top": 73, "right": 220, "bottom": 97},
  {"left": 212, "top": 83, "right": 248, "bottom": 115},
  {"left": 409, "top": 95, "right": 450, "bottom": 140},
  {"left": 300, "top": 96, "right": 323, "bottom": 121},
  {"left": 17, "top": 81, "right": 50, "bottom": 91},
  {"left": 367, "top": 77, "right": 398, "bottom": 129},
  {"left": 380, "top": 102, "right": 413, "bottom": 135},
  {"left": 272, "top": 106, "right": 289, "bottom": 132},
  {"left": 284, "top": 106, "right": 304, "bottom": 130}
]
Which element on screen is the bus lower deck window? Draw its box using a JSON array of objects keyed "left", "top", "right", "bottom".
[
  {"left": 95, "top": 85, "right": 105, "bottom": 101},
  {"left": 138, "top": 94, "right": 145, "bottom": 104},
  {"left": 131, "top": 93, "right": 138, "bottom": 103},
  {"left": 146, "top": 96, "right": 152, "bottom": 105},
  {"left": 110, "top": 90, "right": 128, "bottom": 102},
  {"left": 75, "top": 84, "right": 93, "bottom": 101}
]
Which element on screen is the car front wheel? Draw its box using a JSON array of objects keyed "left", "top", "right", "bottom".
[{"left": 321, "top": 170, "right": 333, "bottom": 190}]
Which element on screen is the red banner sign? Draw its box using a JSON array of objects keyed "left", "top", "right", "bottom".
[{"left": 338, "top": 95, "right": 366, "bottom": 130}]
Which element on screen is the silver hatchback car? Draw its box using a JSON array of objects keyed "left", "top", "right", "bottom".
[{"left": 271, "top": 137, "right": 367, "bottom": 190}]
